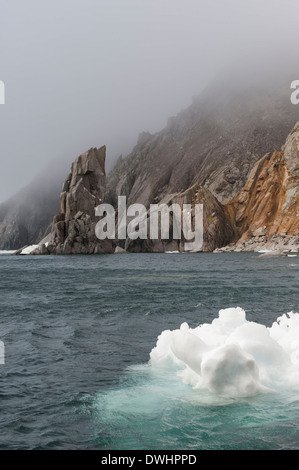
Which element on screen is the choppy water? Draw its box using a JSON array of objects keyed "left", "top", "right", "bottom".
[{"left": 0, "top": 252, "right": 298, "bottom": 450}]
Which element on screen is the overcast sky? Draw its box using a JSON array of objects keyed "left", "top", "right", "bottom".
[{"left": 0, "top": 0, "right": 298, "bottom": 202}]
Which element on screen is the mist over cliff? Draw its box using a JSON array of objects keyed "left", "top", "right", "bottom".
[
  {"left": 1, "top": 0, "right": 299, "bottom": 202},
  {"left": 1, "top": 59, "right": 298, "bottom": 251},
  {"left": 1, "top": 0, "right": 299, "bottom": 250}
]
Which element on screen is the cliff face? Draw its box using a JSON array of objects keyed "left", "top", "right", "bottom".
[
  {"left": 16, "top": 122, "right": 299, "bottom": 255},
  {"left": 222, "top": 122, "right": 299, "bottom": 251},
  {"left": 123, "top": 184, "right": 235, "bottom": 253},
  {"left": 1, "top": 73, "right": 298, "bottom": 252},
  {"left": 118, "top": 120, "right": 299, "bottom": 254},
  {"left": 0, "top": 169, "right": 63, "bottom": 250},
  {"left": 105, "top": 86, "right": 298, "bottom": 253},
  {"left": 33, "top": 147, "right": 114, "bottom": 255},
  {"left": 106, "top": 82, "right": 298, "bottom": 210}
]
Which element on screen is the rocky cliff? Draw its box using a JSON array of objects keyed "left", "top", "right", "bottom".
[
  {"left": 106, "top": 80, "right": 298, "bottom": 209},
  {"left": 122, "top": 122, "right": 299, "bottom": 254},
  {"left": 0, "top": 168, "right": 62, "bottom": 250},
  {"left": 31, "top": 147, "right": 114, "bottom": 255},
  {"left": 121, "top": 184, "right": 235, "bottom": 253},
  {"left": 30, "top": 147, "right": 236, "bottom": 254},
  {"left": 219, "top": 122, "right": 299, "bottom": 252},
  {"left": 16, "top": 121, "right": 299, "bottom": 255},
  {"left": 34, "top": 121, "right": 298, "bottom": 256},
  {"left": 2, "top": 72, "right": 299, "bottom": 253}
]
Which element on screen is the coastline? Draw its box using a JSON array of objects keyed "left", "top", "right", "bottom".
[{"left": 214, "top": 234, "right": 299, "bottom": 254}]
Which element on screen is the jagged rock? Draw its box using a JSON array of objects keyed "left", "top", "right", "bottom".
[
  {"left": 219, "top": 122, "right": 299, "bottom": 252},
  {"left": 123, "top": 184, "right": 235, "bottom": 253},
  {"left": 114, "top": 246, "right": 127, "bottom": 254},
  {"left": 1, "top": 71, "right": 298, "bottom": 251},
  {"left": 15, "top": 121, "right": 299, "bottom": 255},
  {"left": 33, "top": 146, "right": 114, "bottom": 255},
  {"left": 252, "top": 226, "right": 267, "bottom": 237},
  {"left": 226, "top": 122, "right": 299, "bottom": 248}
]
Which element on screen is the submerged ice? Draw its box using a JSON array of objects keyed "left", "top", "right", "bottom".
[{"left": 150, "top": 307, "right": 299, "bottom": 398}]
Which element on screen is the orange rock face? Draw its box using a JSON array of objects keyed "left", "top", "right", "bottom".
[{"left": 228, "top": 122, "right": 299, "bottom": 245}]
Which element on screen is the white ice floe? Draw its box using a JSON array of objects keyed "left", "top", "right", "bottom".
[{"left": 150, "top": 307, "right": 299, "bottom": 398}]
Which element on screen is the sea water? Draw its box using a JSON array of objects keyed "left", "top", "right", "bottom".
[{"left": 0, "top": 252, "right": 298, "bottom": 450}]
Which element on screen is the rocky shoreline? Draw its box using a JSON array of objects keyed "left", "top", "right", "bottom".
[
  {"left": 214, "top": 234, "right": 299, "bottom": 255},
  {"left": 12, "top": 119, "right": 299, "bottom": 256}
]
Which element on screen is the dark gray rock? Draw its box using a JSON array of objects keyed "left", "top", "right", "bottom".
[{"left": 33, "top": 146, "right": 114, "bottom": 255}]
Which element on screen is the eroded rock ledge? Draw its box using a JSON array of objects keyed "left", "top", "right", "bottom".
[{"left": 31, "top": 146, "right": 113, "bottom": 255}]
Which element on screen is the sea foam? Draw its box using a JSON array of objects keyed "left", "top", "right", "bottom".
[{"left": 149, "top": 307, "right": 299, "bottom": 398}]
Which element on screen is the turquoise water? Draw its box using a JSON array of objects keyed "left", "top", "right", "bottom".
[{"left": 0, "top": 252, "right": 298, "bottom": 449}]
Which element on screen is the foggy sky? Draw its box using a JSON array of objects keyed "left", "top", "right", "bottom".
[{"left": 0, "top": 0, "right": 298, "bottom": 203}]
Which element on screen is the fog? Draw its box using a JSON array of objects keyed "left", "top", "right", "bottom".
[{"left": 0, "top": 0, "right": 298, "bottom": 203}]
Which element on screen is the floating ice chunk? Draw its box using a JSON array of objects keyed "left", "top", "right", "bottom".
[
  {"left": 200, "top": 344, "right": 262, "bottom": 397},
  {"left": 170, "top": 325, "right": 208, "bottom": 376},
  {"left": 269, "top": 312, "right": 299, "bottom": 365},
  {"left": 150, "top": 307, "right": 299, "bottom": 398}
]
